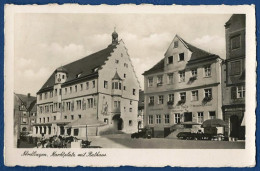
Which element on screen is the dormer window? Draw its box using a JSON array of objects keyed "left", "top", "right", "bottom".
[
  {"left": 76, "top": 73, "right": 81, "bottom": 78},
  {"left": 168, "top": 56, "right": 173, "bottom": 64},
  {"left": 92, "top": 67, "right": 99, "bottom": 73},
  {"left": 179, "top": 53, "right": 184, "bottom": 61}
]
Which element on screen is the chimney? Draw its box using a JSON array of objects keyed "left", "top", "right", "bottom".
[{"left": 27, "top": 93, "right": 31, "bottom": 98}]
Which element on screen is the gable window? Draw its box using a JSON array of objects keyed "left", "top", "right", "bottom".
[
  {"left": 133, "top": 89, "right": 136, "bottom": 95},
  {"left": 54, "top": 116, "right": 56, "bottom": 121},
  {"left": 174, "top": 41, "right": 178, "bottom": 48},
  {"left": 129, "top": 120, "right": 133, "bottom": 126},
  {"left": 231, "top": 35, "right": 241, "bottom": 50},
  {"left": 123, "top": 86, "right": 126, "bottom": 90},
  {"left": 157, "top": 75, "right": 163, "bottom": 86},
  {"left": 174, "top": 113, "right": 181, "bottom": 124},
  {"left": 148, "top": 77, "right": 153, "bottom": 87},
  {"left": 179, "top": 71, "right": 185, "bottom": 82},
  {"left": 167, "top": 73, "right": 173, "bottom": 84},
  {"left": 39, "top": 94, "right": 42, "bottom": 100},
  {"left": 148, "top": 115, "right": 154, "bottom": 124},
  {"left": 179, "top": 53, "right": 184, "bottom": 61},
  {"left": 156, "top": 115, "right": 161, "bottom": 124},
  {"left": 124, "top": 74, "right": 126, "bottom": 78},
  {"left": 165, "top": 114, "right": 170, "bottom": 124},
  {"left": 50, "top": 91, "right": 53, "bottom": 98},
  {"left": 124, "top": 63, "right": 128, "bottom": 68},
  {"left": 204, "top": 65, "right": 211, "bottom": 77},
  {"left": 168, "top": 56, "right": 173, "bottom": 64},
  {"left": 191, "top": 90, "right": 198, "bottom": 101},
  {"left": 158, "top": 95, "right": 164, "bottom": 104},
  {"left": 197, "top": 112, "right": 204, "bottom": 123},
  {"left": 104, "top": 81, "right": 108, "bottom": 89},
  {"left": 230, "top": 61, "right": 241, "bottom": 75},
  {"left": 237, "top": 86, "right": 245, "bottom": 98},
  {"left": 130, "top": 100, "right": 132, "bottom": 105},
  {"left": 45, "top": 92, "right": 48, "bottom": 99},
  {"left": 115, "top": 59, "right": 119, "bottom": 64},
  {"left": 129, "top": 108, "right": 132, "bottom": 112}
]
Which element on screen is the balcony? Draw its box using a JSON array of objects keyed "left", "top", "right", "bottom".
[
  {"left": 202, "top": 96, "right": 212, "bottom": 104},
  {"left": 177, "top": 99, "right": 186, "bottom": 105},
  {"left": 188, "top": 76, "right": 197, "bottom": 84}
]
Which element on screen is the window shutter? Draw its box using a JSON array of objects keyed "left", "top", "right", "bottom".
[{"left": 231, "top": 87, "right": 237, "bottom": 99}]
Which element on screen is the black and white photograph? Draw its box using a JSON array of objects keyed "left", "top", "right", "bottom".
[{"left": 4, "top": 4, "right": 256, "bottom": 167}]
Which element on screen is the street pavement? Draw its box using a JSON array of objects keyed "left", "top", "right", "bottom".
[{"left": 88, "top": 134, "right": 245, "bottom": 149}]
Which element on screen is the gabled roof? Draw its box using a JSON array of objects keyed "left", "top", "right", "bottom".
[
  {"left": 143, "top": 35, "right": 219, "bottom": 75},
  {"left": 38, "top": 44, "right": 117, "bottom": 93},
  {"left": 14, "top": 93, "right": 36, "bottom": 112}
]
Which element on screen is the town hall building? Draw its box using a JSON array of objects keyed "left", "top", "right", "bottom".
[
  {"left": 143, "top": 35, "right": 223, "bottom": 137},
  {"left": 33, "top": 31, "right": 140, "bottom": 139}
]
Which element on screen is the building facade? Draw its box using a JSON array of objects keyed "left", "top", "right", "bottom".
[
  {"left": 143, "top": 35, "right": 223, "bottom": 138},
  {"left": 222, "top": 14, "right": 246, "bottom": 140},
  {"left": 14, "top": 93, "right": 37, "bottom": 147},
  {"left": 33, "top": 31, "right": 140, "bottom": 139}
]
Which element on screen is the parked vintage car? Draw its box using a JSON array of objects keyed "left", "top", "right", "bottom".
[{"left": 131, "top": 128, "right": 152, "bottom": 139}]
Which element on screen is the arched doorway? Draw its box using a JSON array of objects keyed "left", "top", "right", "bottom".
[
  {"left": 112, "top": 114, "right": 123, "bottom": 131},
  {"left": 230, "top": 115, "right": 239, "bottom": 138}
]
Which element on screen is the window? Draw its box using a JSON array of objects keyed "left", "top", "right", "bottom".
[
  {"left": 158, "top": 95, "right": 164, "bottom": 104},
  {"left": 167, "top": 73, "right": 173, "bottom": 84},
  {"left": 71, "top": 115, "right": 74, "bottom": 120},
  {"left": 65, "top": 88, "right": 67, "bottom": 94},
  {"left": 237, "top": 86, "right": 245, "bottom": 98},
  {"left": 78, "top": 115, "right": 81, "bottom": 119},
  {"left": 129, "top": 120, "right": 133, "bottom": 126},
  {"left": 157, "top": 75, "right": 163, "bottom": 86},
  {"left": 47, "top": 117, "right": 50, "bottom": 122},
  {"left": 70, "top": 87, "right": 72, "bottom": 93},
  {"left": 43, "top": 118, "right": 45, "bottom": 123},
  {"left": 180, "top": 92, "right": 186, "bottom": 101},
  {"left": 87, "top": 98, "right": 94, "bottom": 108},
  {"left": 124, "top": 74, "right": 126, "bottom": 78},
  {"left": 80, "top": 84, "right": 83, "bottom": 91},
  {"left": 156, "top": 115, "right": 161, "bottom": 124},
  {"left": 209, "top": 111, "right": 216, "bottom": 119},
  {"left": 179, "top": 53, "right": 184, "bottom": 61},
  {"left": 124, "top": 86, "right": 126, "bottom": 90},
  {"left": 39, "top": 94, "right": 42, "bottom": 100},
  {"left": 191, "top": 69, "right": 197, "bottom": 77},
  {"left": 124, "top": 63, "right": 128, "bottom": 68},
  {"left": 54, "top": 116, "right": 56, "bottom": 121},
  {"left": 168, "top": 94, "right": 174, "bottom": 102},
  {"left": 66, "top": 102, "right": 71, "bottom": 111},
  {"left": 149, "top": 96, "right": 154, "bottom": 105},
  {"left": 114, "top": 101, "right": 120, "bottom": 108},
  {"left": 59, "top": 89, "right": 62, "bottom": 95},
  {"left": 62, "top": 75, "right": 65, "bottom": 79},
  {"left": 148, "top": 77, "right": 153, "bottom": 87},
  {"left": 86, "top": 82, "right": 89, "bottom": 90},
  {"left": 45, "top": 92, "right": 48, "bottom": 99},
  {"left": 104, "top": 118, "right": 108, "bottom": 124},
  {"left": 191, "top": 91, "right": 198, "bottom": 101},
  {"left": 119, "top": 83, "right": 122, "bottom": 90},
  {"left": 198, "top": 112, "right": 204, "bottom": 123},
  {"left": 231, "top": 35, "right": 241, "bottom": 50},
  {"left": 39, "top": 118, "right": 41, "bottom": 123},
  {"left": 54, "top": 89, "right": 57, "bottom": 96},
  {"left": 148, "top": 115, "right": 154, "bottom": 124},
  {"left": 115, "top": 59, "right": 119, "bottom": 64},
  {"left": 204, "top": 65, "right": 211, "bottom": 77},
  {"left": 64, "top": 116, "right": 67, "bottom": 119},
  {"left": 133, "top": 89, "right": 136, "bottom": 95},
  {"left": 92, "top": 80, "right": 95, "bottom": 88},
  {"left": 76, "top": 100, "right": 82, "bottom": 110},
  {"left": 104, "top": 81, "right": 108, "bottom": 89},
  {"left": 230, "top": 61, "right": 241, "bottom": 75},
  {"left": 50, "top": 105, "right": 53, "bottom": 112},
  {"left": 179, "top": 71, "right": 185, "bottom": 82},
  {"left": 50, "top": 91, "right": 53, "bottom": 98},
  {"left": 174, "top": 41, "right": 178, "bottom": 48},
  {"left": 174, "top": 113, "right": 181, "bottom": 123},
  {"left": 204, "top": 89, "right": 212, "bottom": 98},
  {"left": 130, "top": 100, "right": 132, "bottom": 105},
  {"left": 74, "top": 129, "right": 79, "bottom": 136},
  {"left": 129, "top": 108, "right": 132, "bottom": 112},
  {"left": 168, "top": 56, "right": 173, "bottom": 64},
  {"left": 165, "top": 114, "right": 170, "bottom": 124}
]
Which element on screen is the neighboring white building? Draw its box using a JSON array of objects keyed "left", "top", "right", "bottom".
[{"left": 33, "top": 31, "right": 140, "bottom": 138}]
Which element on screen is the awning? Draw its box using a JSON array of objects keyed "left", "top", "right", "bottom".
[
  {"left": 201, "top": 119, "right": 228, "bottom": 128},
  {"left": 65, "top": 117, "right": 106, "bottom": 128}
]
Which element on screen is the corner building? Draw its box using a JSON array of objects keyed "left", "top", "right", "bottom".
[
  {"left": 222, "top": 14, "right": 246, "bottom": 140},
  {"left": 143, "top": 35, "right": 223, "bottom": 137},
  {"left": 33, "top": 31, "right": 140, "bottom": 138}
]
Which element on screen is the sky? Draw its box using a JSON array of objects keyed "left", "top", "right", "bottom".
[{"left": 14, "top": 13, "right": 232, "bottom": 96}]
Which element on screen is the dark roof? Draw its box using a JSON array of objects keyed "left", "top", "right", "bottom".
[
  {"left": 143, "top": 35, "right": 219, "bottom": 75},
  {"left": 38, "top": 44, "right": 117, "bottom": 93},
  {"left": 14, "top": 93, "right": 36, "bottom": 112},
  {"left": 143, "top": 59, "right": 164, "bottom": 75},
  {"left": 112, "top": 70, "right": 122, "bottom": 80}
]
